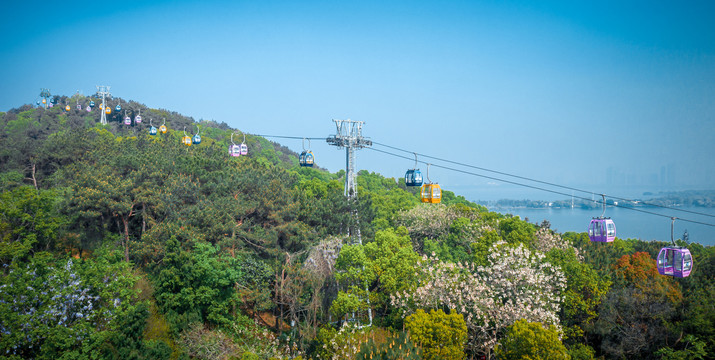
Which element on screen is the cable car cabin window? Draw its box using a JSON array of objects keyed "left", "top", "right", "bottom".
[
  {"left": 675, "top": 251, "right": 683, "bottom": 271},
  {"left": 607, "top": 222, "right": 615, "bottom": 237},
  {"left": 433, "top": 186, "right": 441, "bottom": 199},
  {"left": 305, "top": 152, "right": 314, "bottom": 164},
  {"left": 683, "top": 253, "right": 692, "bottom": 271},
  {"left": 414, "top": 172, "right": 423, "bottom": 184}
]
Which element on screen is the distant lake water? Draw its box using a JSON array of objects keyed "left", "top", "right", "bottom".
[{"left": 490, "top": 206, "right": 715, "bottom": 247}]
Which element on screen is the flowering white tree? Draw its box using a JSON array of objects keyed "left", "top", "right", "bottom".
[{"left": 391, "top": 241, "right": 566, "bottom": 358}]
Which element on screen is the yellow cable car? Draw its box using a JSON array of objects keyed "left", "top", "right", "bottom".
[
  {"left": 159, "top": 118, "right": 168, "bottom": 133},
  {"left": 182, "top": 126, "right": 192, "bottom": 146},
  {"left": 65, "top": 104, "right": 71, "bottom": 111},
  {"left": 419, "top": 164, "right": 441, "bottom": 203},
  {"left": 105, "top": 106, "right": 111, "bottom": 115},
  {"left": 420, "top": 183, "right": 441, "bottom": 203}
]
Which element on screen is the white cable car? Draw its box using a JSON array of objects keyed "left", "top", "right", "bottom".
[{"left": 229, "top": 131, "right": 242, "bottom": 157}]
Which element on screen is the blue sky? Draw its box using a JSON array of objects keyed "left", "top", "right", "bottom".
[{"left": 2, "top": 0, "right": 714, "bottom": 201}]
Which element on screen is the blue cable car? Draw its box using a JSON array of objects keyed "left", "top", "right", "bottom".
[
  {"left": 299, "top": 139, "right": 314, "bottom": 167},
  {"left": 299, "top": 151, "right": 314, "bottom": 167},
  {"left": 192, "top": 125, "right": 201, "bottom": 145},
  {"left": 89, "top": 100, "right": 95, "bottom": 108},
  {"left": 115, "top": 104, "right": 122, "bottom": 112},
  {"left": 405, "top": 153, "right": 423, "bottom": 186}
]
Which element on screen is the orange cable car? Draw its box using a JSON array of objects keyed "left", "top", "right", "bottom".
[{"left": 420, "top": 164, "right": 441, "bottom": 204}]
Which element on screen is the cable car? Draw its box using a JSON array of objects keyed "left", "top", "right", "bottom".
[
  {"left": 229, "top": 132, "right": 242, "bottom": 157},
  {"left": 149, "top": 119, "right": 157, "bottom": 135},
  {"left": 240, "top": 142, "right": 248, "bottom": 155},
  {"left": 42, "top": 98, "right": 47, "bottom": 105},
  {"left": 135, "top": 114, "right": 142, "bottom": 124},
  {"left": 65, "top": 104, "right": 71, "bottom": 112},
  {"left": 86, "top": 105, "right": 92, "bottom": 112},
  {"left": 299, "top": 151, "right": 314, "bottom": 167},
  {"left": 588, "top": 218, "right": 616, "bottom": 242},
  {"left": 159, "top": 119, "right": 168, "bottom": 134},
  {"left": 405, "top": 153, "right": 423, "bottom": 186},
  {"left": 588, "top": 195, "right": 616, "bottom": 242},
  {"left": 76, "top": 103, "right": 82, "bottom": 110},
  {"left": 89, "top": 100, "right": 95, "bottom": 108},
  {"left": 420, "top": 164, "right": 441, "bottom": 203},
  {"left": 192, "top": 125, "right": 201, "bottom": 145},
  {"left": 421, "top": 184, "right": 441, "bottom": 203},
  {"left": 657, "top": 218, "right": 693, "bottom": 278},
  {"left": 99, "top": 103, "right": 104, "bottom": 109},
  {"left": 105, "top": 106, "right": 111, "bottom": 115},
  {"left": 182, "top": 127, "right": 192, "bottom": 146},
  {"left": 123, "top": 112, "right": 131, "bottom": 125},
  {"left": 115, "top": 103, "right": 121, "bottom": 112},
  {"left": 299, "top": 138, "right": 314, "bottom": 167}
]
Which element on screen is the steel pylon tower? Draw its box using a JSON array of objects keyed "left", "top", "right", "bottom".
[
  {"left": 326, "top": 119, "right": 372, "bottom": 245},
  {"left": 326, "top": 119, "right": 373, "bottom": 326},
  {"left": 96, "top": 85, "right": 111, "bottom": 125},
  {"left": 326, "top": 119, "right": 372, "bottom": 199}
]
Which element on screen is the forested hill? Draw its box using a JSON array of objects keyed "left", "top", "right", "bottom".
[{"left": 1, "top": 98, "right": 714, "bottom": 360}]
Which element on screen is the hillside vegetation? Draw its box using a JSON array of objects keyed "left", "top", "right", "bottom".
[{"left": 1, "top": 96, "right": 713, "bottom": 360}]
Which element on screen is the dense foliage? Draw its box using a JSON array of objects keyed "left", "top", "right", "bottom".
[{"left": 1, "top": 100, "right": 713, "bottom": 359}]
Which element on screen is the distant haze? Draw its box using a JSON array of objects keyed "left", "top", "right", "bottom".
[{"left": 2, "top": 1, "right": 714, "bottom": 195}]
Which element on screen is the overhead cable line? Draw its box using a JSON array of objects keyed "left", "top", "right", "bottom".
[
  {"left": 371, "top": 141, "right": 715, "bottom": 219},
  {"left": 251, "top": 134, "right": 325, "bottom": 141},
  {"left": 247, "top": 133, "right": 715, "bottom": 226},
  {"left": 367, "top": 146, "right": 715, "bottom": 228}
]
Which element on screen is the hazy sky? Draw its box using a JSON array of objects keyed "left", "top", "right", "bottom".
[{"left": 2, "top": 0, "right": 714, "bottom": 201}]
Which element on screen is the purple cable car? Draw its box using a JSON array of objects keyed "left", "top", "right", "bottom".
[
  {"left": 124, "top": 115, "right": 132, "bottom": 125},
  {"left": 240, "top": 143, "right": 248, "bottom": 155},
  {"left": 657, "top": 247, "right": 693, "bottom": 278},
  {"left": 657, "top": 218, "right": 693, "bottom": 278},
  {"left": 588, "top": 218, "right": 616, "bottom": 242},
  {"left": 589, "top": 194, "right": 616, "bottom": 242}
]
